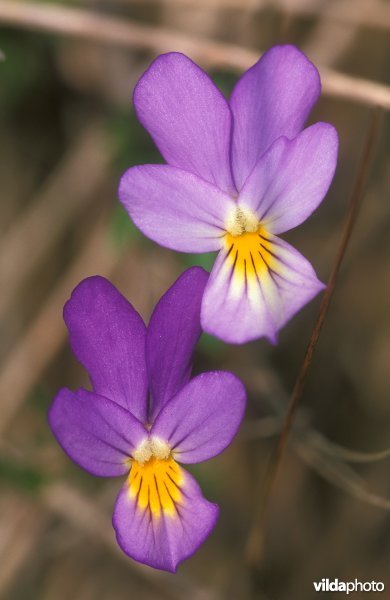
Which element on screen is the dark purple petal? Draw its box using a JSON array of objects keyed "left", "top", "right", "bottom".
[
  {"left": 239, "top": 123, "right": 338, "bottom": 233},
  {"left": 113, "top": 465, "right": 218, "bottom": 572},
  {"left": 201, "top": 233, "right": 325, "bottom": 344},
  {"left": 64, "top": 277, "right": 148, "bottom": 422},
  {"left": 48, "top": 388, "right": 148, "bottom": 477},
  {"left": 133, "top": 52, "right": 235, "bottom": 194},
  {"left": 230, "top": 45, "right": 321, "bottom": 190},
  {"left": 151, "top": 372, "right": 246, "bottom": 463},
  {"left": 146, "top": 267, "right": 208, "bottom": 422},
  {"left": 119, "top": 165, "right": 235, "bottom": 253}
]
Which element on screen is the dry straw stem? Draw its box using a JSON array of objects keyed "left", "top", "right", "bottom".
[
  {"left": 240, "top": 365, "right": 390, "bottom": 511},
  {"left": 0, "top": 493, "right": 46, "bottom": 596},
  {"left": 246, "top": 107, "right": 384, "bottom": 567},
  {"left": 0, "top": 216, "right": 120, "bottom": 436},
  {"left": 113, "top": 0, "right": 390, "bottom": 31},
  {"left": 240, "top": 364, "right": 390, "bottom": 511},
  {"left": 0, "top": 124, "right": 109, "bottom": 322},
  {"left": 0, "top": 2, "right": 389, "bottom": 110},
  {"left": 301, "top": 429, "right": 390, "bottom": 464},
  {"left": 295, "top": 437, "right": 390, "bottom": 511},
  {"left": 301, "top": 0, "right": 367, "bottom": 67}
]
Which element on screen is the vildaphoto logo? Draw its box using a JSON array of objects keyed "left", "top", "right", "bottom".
[{"left": 313, "top": 579, "right": 385, "bottom": 594}]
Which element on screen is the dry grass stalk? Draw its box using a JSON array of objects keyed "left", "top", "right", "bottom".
[
  {"left": 0, "top": 216, "right": 120, "bottom": 435},
  {"left": 0, "top": 493, "right": 46, "bottom": 596},
  {"left": 0, "top": 2, "right": 389, "bottom": 109},
  {"left": 295, "top": 438, "right": 390, "bottom": 511},
  {"left": 0, "top": 123, "right": 109, "bottom": 322},
  {"left": 109, "top": 0, "right": 390, "bottom": 31}
]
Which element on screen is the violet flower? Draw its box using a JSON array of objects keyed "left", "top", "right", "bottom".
[
  {"left": 49, "top": 268, "right": 246, "bottom": 572},
  {"left": 119, "top": 45, "right": 338, "bottom": 344}
]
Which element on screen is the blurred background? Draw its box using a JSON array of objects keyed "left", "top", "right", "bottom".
[{"left": 0, "top": 1, "right": 389, "bottom": 598}]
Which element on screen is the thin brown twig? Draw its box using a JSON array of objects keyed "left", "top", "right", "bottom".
[
  {"left": 0, "top": 2, "right": 389, "bottom": 109},
  {"left": 246, "top": 107, "right": 383, "bottom": 566}
]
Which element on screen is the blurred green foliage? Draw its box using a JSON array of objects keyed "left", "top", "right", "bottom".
[
  {"left": 109, "top": 204, "right": 144, "bottom": 248},
  {"left": 107, "top": 110, "right": 162, "bottom": 173},
  {"left": 0, "top": 33, "right": 46, "bottom": 110},
  {"left": 0, "top": 458, "right": 46, "bottom": 493},
  {"left": 210, "top": 70, "right": 236, "bottom": 97}
]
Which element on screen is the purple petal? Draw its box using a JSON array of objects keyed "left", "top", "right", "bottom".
[
  {"left": 48, "top": 388, "right": 148, "bottom": 477},
  {"left": 113, "top": 463, "right": 218, "bottom": 572},
  {"left": 201, "top": 232, "right": 325, "bottom": 344},
  {"left": 64, "top": 277, "right": 148, "bottom": 422},
  {"left": 119, "top": 165, "right": 235, "bottom": 253},
  {"left": 133, "top": 52, "right": 235, "bottom": 194},
  {"left": 147, "top": 267, "right": 208, "bottom": 422},
  {"left": 151, "top": 372, "right": 246, "bottom": 463},
  {"left": 239, "top": 123, "right": 338, "bottom": 233},
  {"left": 230, "top": 45, "right": 321, "bottom": 190}
]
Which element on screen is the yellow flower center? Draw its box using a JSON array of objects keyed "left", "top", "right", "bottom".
[
  {"left": 224, "top": 207, "right": 281, "bottom": 281},
  {"left": 127, "top": 438, "right": 183, "bottom": 518}
]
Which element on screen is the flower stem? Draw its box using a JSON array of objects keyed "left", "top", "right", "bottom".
[{"left": 246, "top": 106, "right": 383, "bottom": 567}]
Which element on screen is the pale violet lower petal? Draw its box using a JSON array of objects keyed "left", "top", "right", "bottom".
[{"left": 201, "top": 231, "right": 325, "bottom": 344}]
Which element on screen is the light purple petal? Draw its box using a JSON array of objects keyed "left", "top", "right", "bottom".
[
  {"left": 119, "top": 165, "right": 235, "bottom": 253},
  {"left": 48, "top": 388, "right": 148, "bottom": 477},
  {"left": 113, "top": 465, "right": 218, "bottom": 572},
  {"left": 147, "top": 267, "right": 208, "bottom": 423},
  {"left": 239, "top": 123, "right": 338, "bottom": 233},
  {"left": 64, "top": 277, "right": 148, "bottom": 422},
  {"left": 133, "top": 52, "right": 235, "bottom": 194},
  {"left": 201, "top": 232, "right": 325, "bottom": 344},
  {"left": 151, "top": 372, "right": 246, "bottom": 463},
  {"left": 230, "top": 45, "right": 321, "bottom": 190}
]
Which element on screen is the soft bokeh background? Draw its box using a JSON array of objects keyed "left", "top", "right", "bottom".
[{"left": 0, "top": 1, "right": 389, "bottom": 598}]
